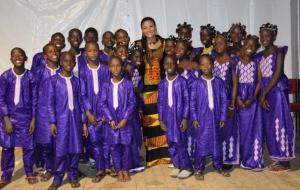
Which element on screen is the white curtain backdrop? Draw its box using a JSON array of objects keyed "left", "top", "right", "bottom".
[{"left": 0, "top": 0, "right": 297, "bottom": 77}]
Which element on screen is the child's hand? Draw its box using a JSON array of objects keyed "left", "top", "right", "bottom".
[
  {"left": 180, "top": 118, "right": 188, "bottom": 132},
  {"left": 237, "top": 97, "right": 245, "bottom": 108},
  {"left": 220, "top": 121, "right": 225, "bottom": 128},
  {"left": 261, "top": 99, "right": 270, "bottom": 111},
  {"left": 4, "top": 116, "right": 13, "bottom": 134},
  {"left": 82, "top": 124, "right": 88, "bottom": 138},
  {"left": 50, "top": 123, "right": 57, "bottom": 137},
  {"left": 244, "top": 99, "right": 252, "bottom": 107},
  {"left": 227, "top": 107, "right": 235, "bottom": 117},
  {"left": 110, "top": 120, "right": 117, "bottom": 129},
  {"left": 159, "top": 120, "right": 167, "bottom": 132},
  {"left": 117, "top": 119, "right": 127, "bottom": 129},
  {"left": 86, "top": 111, "right": 98, "bottom": 125},
  {"left": 29, "top": 118, "right": 36, "bottom": 135},
  {"left": 193, "top": 120, "right": 200, "bottom": 128}
]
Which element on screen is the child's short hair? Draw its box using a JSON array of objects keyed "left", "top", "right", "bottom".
[
  {"left": 42, "top": 43, "right": 55, "bottom": 54},
  {"left": 60, "top": 51, "right": 75, "bottom": 62},
  {"left": 51, "top": 32, "right": 65, "bottom": 40},
  {"left": 68, "top": 28, "right": 82, "bottom": 37},
  {"left": 114, "top": 44, "right": 128, "bottom": 53},
  {"left": 198, "top": 54, "right": 213, "bottom": 65},
  {"left": 163, "top": 54, "right": 176, "bottom": 64},
  {"left": 108, "top": 55, "right": 123, "bottom": 66},
  {"left": 102, "top": 31, "right": 114, "bottom": 39},
  {"left": 114, "top": 29, "right": 128, "bottom": 37},
  {"left": 11, "top": 47, "right": 28, "bottom": 61},
  {"left": 84, "top": 41, "right": 100, "bottom": 50},
  {"left": 84, "top": 27, "right": 99, "bottom": 39}
]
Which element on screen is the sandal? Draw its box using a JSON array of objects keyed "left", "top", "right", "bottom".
[
  {"left": 26, "top": 176, "right": 39, "bottom": 184},
  {"left": 92, "top": 172, "right": 105, "bottom": 183},
  {"left": 269, "top": 162, "right": 291, "bottom": 172},
  {"left": 41, "top": 171, "right": 53, "bottom": 182},
  {"left": 194, "top": 171, "right": 204, "bottom": 180},
  {"left": 70, "top": 180, "right": 80, "bottom": 188},
  {"left": 47, "top": 183, "right": 60, "bottom": 190},
  {"left": 0, "top": 179, "right": 10, "bottom": 189},
  {"left": 217, "top": 169, "right": 230, "bottom": 177}
]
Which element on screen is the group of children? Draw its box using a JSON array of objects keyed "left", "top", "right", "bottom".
[{"left": 0, "top": 19, "right": 296, "bottom": 189}]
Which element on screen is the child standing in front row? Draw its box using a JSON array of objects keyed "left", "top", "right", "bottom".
[
  {"left": 236, "top": 35, "right": 264, "bottom": 171},
  {"left": 100, "top": 56, "right": 136, "bottom": 182},
  {"left": 190, "top": 54, "right": 230, "bottom": 180},
  {"left": 0, "top": 48, "right": 39, "bottom": 188},
  {"left": 47, "top": 52, "right": 88, "bottom": 190},
  {"left": 158, "top": 55, "right": 192, "bottom": 179}
]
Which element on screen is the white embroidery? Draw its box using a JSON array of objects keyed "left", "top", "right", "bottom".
[
  {"left": 166, "top": 75, "right": 178, "bottom": 107},
  {"left": 275, "top": 118, "right": 280, "bottom": 142},
  {"left": 229, "top": 136, "right": 234, "bottom": 158},
  {"left": 238, "top": 61, "right": 255, "bottom": 83},
  {"left": 280, "top": 128, "right": 286, "bottom": 152},
  {"left": 181, "top": 70, "right": 189, "bottom": 79},
  {"left": 260, "top": 55, "right": 273, "bottom": 78},
  {"left": 112, "top": 79, "right": 123, "bottom": 109},
  {"left": 62, "top": 76, "right": 74, "bottom": 111},
  {"left": 88, "top": 64, "right": 100, "bottom": 94},
  {"left": 222, "top": 141, "right": 227, "bottom": 161},
  {"left": 12, "top": 69, "right": 26, "bottom": 105},
  {"left": 46, "top": 64, "right": 58, "bottom": 76},
  {"left": 254, "top": 139, "right": 259, "bottom": 161},
  {"left": 285, "top": 135, "right": 290, "bottom": 157},
  {"left": 213, "top": 61, "right": 229, "bottom": 80}
]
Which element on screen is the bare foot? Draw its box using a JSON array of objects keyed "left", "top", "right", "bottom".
[
  {"left": 117, "top": 171, "right": 123, "bottom": 182},
  {"left": 122, "top": 171, "right": 131, "bottom": 182}
]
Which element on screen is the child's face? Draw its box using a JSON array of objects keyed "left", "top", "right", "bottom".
[
  {"left": 131, "top": 51, "right": 142, "bottom": 65},
  {"left": 85, "top": 43, "right": 99, "bottom": 62},
  {"left": 199, "top": 57, "right": 213, "bottom": 76},
  {"left": 109, "top": 58, "right": 122, "bottom": 78},
  {"left": 61, "top": 54, "right": 75, "bottom": 73},
  {"left": 102, "top": 32, "right": 115, "bottom": 48},
  {"left": 164, "top": 57, "right": 176, "bottom": 75},
  {"left": 115, "top": 31, "right": 129, "bottom": 46},
  {"left": 260, "top": 29, "right": 274, "bottom": 48},
  {"left": 214, "top": 36, "right": 227, "bottom": 54},
  {"left": 68, "top": 31, "right": 83, "bottom": 49},
  {"left": 84, "top": 32, "right": 98, "bottom": 43},
  {"left": 178, "top": 27, "right": 191, "bottom": 41},
  {"left": 200, "top": 29, "right": 212, "bottom": 47},
  {"left": 230, "top": 26, "right": 243, "bottom": 44},
  {"left": 11, "top": 49, "right": 26, "bottom": 68},
  {"left": 115, "top": 47, "right": 128, "bottom": 61},
  {"left": 242, "top": 38, "right": 256, "bottom": 57},
  {"left": 141, "top": 20, "right": 156, "bottom": 39},
  {"left": 44, "top": 44, "right": 59, "bottom": 63},
  {"left": 51, "top": 34, "right": 65, "bottom": 52},
  {"left": 165, "top": 40, "right": 175, "bottom": 56},
  {"left": 175, "top": 41, "right": 187, "bottom": 59}
]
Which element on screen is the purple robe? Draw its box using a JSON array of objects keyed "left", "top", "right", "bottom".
[
  {"left": 99, "top": 50, "right": 112, "bottom": 65},
  {"left": 99, "top": 78, "right": 136, "bottom": 172},
  {"left": 31, "top": 52, "right": 47, "bottom": 74},
  {"left": 213, "top": 60, "right": 239, "bottom": 165},
  {"left": 47, "top": 74, "right": 85, "bottom": 157},
  {"left": 80, "top": 63, "right": 110, "bottom": 171},
  {"left": 0, "top": 69, "right": 37, "bottom": 179},
  {"left": 0, "top": 69, "right": 37, "bottom": 149},
  {"left": 158, "top": 75, "right": 191, "bottom": 170},
  {"left": 258, "top": 46, "right": 295, "bottom": 161},
  {"left": 236, "top": 57, "right": 264, "bottom": 170},
  {"left": 190, "top": 76, "right": 227, "bottom": 171}
]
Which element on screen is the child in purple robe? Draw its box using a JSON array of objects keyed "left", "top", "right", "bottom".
[
  {"left": 31, "top": 33, "right": 65, "bottom": 74},
  {"left": 0, "top": 48, "right": 38, "bottom": 188},
  {"left": 190, "top": 54, "right": 230, "bottom": 180},
  {"left": 158, "top": 55, "right": 192, "bottom": 179},
  {"left": 47, "top": 52, "right": 88, "bottom": 190},
  {"left": 34, "top": 43, "right": 60, "bottom": 181},
  {"left": 213, "top": 33, "right": 239, "bottom": 169},
  {"left": 68, "top": 28, "right": 83, "bottom": 77},
  {"left": 99, "top": 56, "right": 136, "bottom": 182},
  {"left": 80, "top": 41, "right": 110, "bottom": 183},
  {"left": 258, "top": 23, "right": 295, "bottom": 171},
  {"left": 100, "top": 31, "right": 115, "bottom": 64},
  {"left": 236, "top": 35, "right": 264, "bottom": 171}
]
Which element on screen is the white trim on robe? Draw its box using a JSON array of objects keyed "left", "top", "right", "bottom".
[
  {"left": 166, "top": 75, "right": 178, "bottom": 107},
  {"left": 111, "top": 78, "right": 124, "bottom": 110},
  {"left": 201, "top": 76, "right": 215, "bottom": 110},
  {"left": 87, "top": 64, "right": 101, "bottom": 95},
  {"left": 11, "top": 68, "right": 27, "bottom": 106},
  {"left": 59, "top": 74, "right": 74, "bottom": 111}
]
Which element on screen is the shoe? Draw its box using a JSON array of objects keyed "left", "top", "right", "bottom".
[
  {"left": 194, "top": 171, "right": 204, "bottom": 180},
  {"left": 170, "top": 168, "right": 180, "bottom": 178},
  {"left": 177, "top": 170, "right": 192, "bottom": 179}
]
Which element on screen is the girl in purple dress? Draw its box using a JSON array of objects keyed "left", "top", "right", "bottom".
[
  {"left": 0, "top": 48, "right": 38, "bottom": 188},
  {"left": 236, "top": 35, "right": 264, "bottom": 171},
  {"left": 258, "top": 23, "right": 295, "bottom": 171},
  {"left": 213, "top": 33, "right": 239, "bottom": 169},
  {"left": 228, "top": 23, "right": 247, "bottom": 58}
]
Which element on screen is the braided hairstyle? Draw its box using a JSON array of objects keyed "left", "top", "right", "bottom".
[
  {"left": 259, "top": 23, "right": 278, "bottom": 37},
  {"left": 176, "top": 22, "right": 193, "bottom": 41},
  {"left": 228, "top": 22, "right": 247, "bottom": 43},
  {"left": 244, "top": 34, "right": 261, "bottom": 51},
  {"left": 200, "top": 24, "right": 217, "bottom": 39}
]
